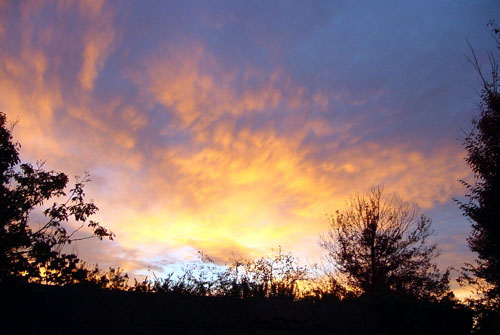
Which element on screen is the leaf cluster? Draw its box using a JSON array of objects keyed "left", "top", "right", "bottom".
[{"left": 0, "top": 112, "right": 113, "bottom": 285}]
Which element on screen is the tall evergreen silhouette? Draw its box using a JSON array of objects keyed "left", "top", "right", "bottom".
[{"left": 458, "top": 21, "right": 500, "bottom": 332}]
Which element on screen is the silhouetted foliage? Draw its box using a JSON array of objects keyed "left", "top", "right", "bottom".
[
  {"left": 302, "top": 274, "right": 348, "bottom": 302},
  {"left": 320, "top": 187, "right": 451, "bottom": 299},
  {"left": 132, "top": 248, "right": 310, "bottom": 300},
  {"left": 0, "top": 112, "right": 114, "bottom": 285},
  {"left": 458, "top": 20, "right": 500, "bottom": 332},
  {"left": 1, "top": 282, "right": 473, "bottom": 335},
  {"left": 0, "top": 113, "right": 473, "bottom": 333},
  {"left": 220, "top": 248, "right": 309, "bottom": 299}
]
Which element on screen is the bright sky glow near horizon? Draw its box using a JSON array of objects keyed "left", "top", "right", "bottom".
[{"left": 1, "top": 0, "right": 499, "bottom": 298}]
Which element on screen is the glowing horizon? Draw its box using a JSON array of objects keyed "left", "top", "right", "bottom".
[{"left": 1, "top": 0, "right": 499, "bottom": 299}]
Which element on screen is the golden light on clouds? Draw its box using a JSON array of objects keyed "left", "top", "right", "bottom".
[{"left": 1, "top": 1, "right": 488, "bottom": 300}]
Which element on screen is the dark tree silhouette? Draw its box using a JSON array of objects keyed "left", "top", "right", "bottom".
[
  {"left": 0, "top": 112, "right": 114, "bottom": 285},
  {"left": 458, "top": 21, "right": 500, "bottom": 331},
  {"left": 320, "top": 187, "right": 450, "bottom": 299}
]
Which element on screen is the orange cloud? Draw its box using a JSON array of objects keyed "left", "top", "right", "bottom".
[
  {"left": 101, "top": 119, "right": 469, "bottom": 270},
  {"left": 134, "top": 44, "right": 291, "bottom": 130},
  {"left": 76, "top": 1, "right": 116, "bottom": 91},
  {"left": 0, "top": 3, "right": 473, "bottom": 299},
  {"left": 67, "top": 42, "right": 467, "bottom": 272}
]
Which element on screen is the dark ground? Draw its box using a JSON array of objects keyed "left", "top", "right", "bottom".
[{"left": 1, "top": 284, "right": 472, "bottom": 334}]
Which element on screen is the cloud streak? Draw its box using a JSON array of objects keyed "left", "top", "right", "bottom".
[{"left": 1, "top": 1, "right": 498, "bottom": 294}]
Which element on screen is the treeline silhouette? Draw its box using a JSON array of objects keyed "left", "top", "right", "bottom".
[
  {"left": 0, "top": 112, "right": 474, "bottom": 334},
  {"left": 2, "top": 22, "right": 500, "bottom": 334},
  {"left": 4, "top": 282, "right": 472, "bottom": 334}
]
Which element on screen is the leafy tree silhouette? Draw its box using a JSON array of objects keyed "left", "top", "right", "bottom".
[
  {"left": 458, "top": 20, "right": 500, "bottom": 332},
  {"left": 0, "top": 112, "right": 114, "bottom": 285},
  {"left": 320, "top": 187, "right": 451, "bottom": 299}
]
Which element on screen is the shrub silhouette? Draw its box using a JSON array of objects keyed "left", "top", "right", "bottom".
[
  {"left": 132, "top": 248, "right": 309, "bottom": 300},
  {"left": 217, "top": 247, "right": 308, "bottom": 299}
]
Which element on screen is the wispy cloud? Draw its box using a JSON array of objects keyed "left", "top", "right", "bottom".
[{"left": 1, "top": 0, "right": 498, "bottom": 285}]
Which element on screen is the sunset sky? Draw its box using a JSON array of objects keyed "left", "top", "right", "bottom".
[{"left": 1, "top": 0, "right": 499, "bottom": 297}]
